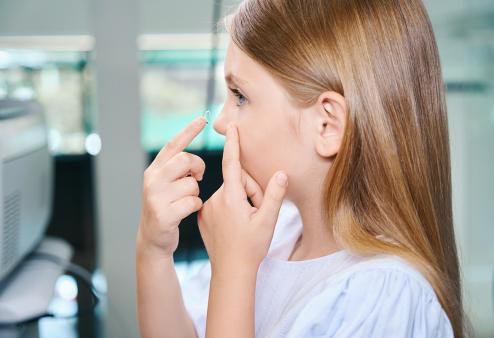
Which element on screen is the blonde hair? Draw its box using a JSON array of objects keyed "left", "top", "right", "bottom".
[{"left": 223, "top": 0, "right": 467, "bottom": 336}]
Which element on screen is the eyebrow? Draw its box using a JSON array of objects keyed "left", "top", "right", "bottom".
[{"left": 224, "top": 73, "right": 248, "bottom": 86}]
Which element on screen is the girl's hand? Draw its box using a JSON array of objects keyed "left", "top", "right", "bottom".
[
  {"left": 197, "top": 123, "right": 289, "bottom": 272},
  {"left": 137, "top": 116, "right": 207, "bottom": 258}
]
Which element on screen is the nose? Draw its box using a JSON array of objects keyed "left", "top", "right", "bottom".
[{"left": 213, "top": 106, "right": 230, "bottom": 136}]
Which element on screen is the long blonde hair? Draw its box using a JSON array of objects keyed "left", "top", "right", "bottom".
[{"left": 223, "top": 0, "right": 466, "bottom": 336}]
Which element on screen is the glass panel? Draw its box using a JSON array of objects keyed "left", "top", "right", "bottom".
[
  {"left": 140, "top": 49, "right": 227, "bottom": 152},
  {"left": 0, "top": 49, "right": 95, "bottom": 155}
]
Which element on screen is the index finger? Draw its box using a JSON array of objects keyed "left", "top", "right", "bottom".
[
  {"left": 152, "top": 116, "right": 207, "bottom": 167},
  {"left": 222, "top": 123, "right": 244, "bottom": 199}
]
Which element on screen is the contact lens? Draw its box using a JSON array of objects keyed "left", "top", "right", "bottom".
[{"left": 202, "top": 110, "right": 211, "bottom": 124}]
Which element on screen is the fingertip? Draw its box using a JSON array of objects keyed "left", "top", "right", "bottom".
[{"left": 276, "top": 171, "right": 288, "bottom": 187}]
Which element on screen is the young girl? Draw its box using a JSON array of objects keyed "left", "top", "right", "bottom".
[{"left": 136, "top": 0, "right": 466, "bottom": 337}]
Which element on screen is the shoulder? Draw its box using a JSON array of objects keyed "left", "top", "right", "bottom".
[
  {"left": 335, "top": 253, "right": 438, "bottom": 296},
  {"left": 286, "top": 253, "right": 455, "bottom": 338}
]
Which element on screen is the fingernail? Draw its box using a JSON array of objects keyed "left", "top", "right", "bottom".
[
  {"left": 194, "top": 116, "right": 205, "bottom": 125},
  {"left": 276, "top": 171, "right": 287, "bottom": 186}
]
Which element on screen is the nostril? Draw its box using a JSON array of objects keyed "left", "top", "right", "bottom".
[{"left": 213, "top": 120, "right": 226, "bottom": 136}]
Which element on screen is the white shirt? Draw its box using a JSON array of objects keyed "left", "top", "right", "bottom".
[{"left": 179, "top": 200, "right": 454, "bottom": 338}]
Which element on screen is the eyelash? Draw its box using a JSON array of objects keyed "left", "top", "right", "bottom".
[{"left": 229, "top": 88, "right": 247, "bottom": 107}]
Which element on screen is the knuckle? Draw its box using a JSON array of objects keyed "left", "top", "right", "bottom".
[
  {"left": 186, "top": 177, "right": 200, "bottom": 195},
  {"left": 185, "top": 196, "right": 197, "bottom": 211},
  {"left": 199, "top": 157, "right": 206, "bottom": 168},
  {"left": 194, "top": 196, "right": 203, "bottom": 209},
  {"left": 191, "top": 155, "right": 206, "bottom": 176},
  {"left": 223, "top": 158, "right": 237, "bottom": 170},
  {"left": 142, "top": 193, "right": 151, "bottom": 208},
  {"left": 142, "top": 175, "right": 153, "bottom": 194},
  {"left": 268, "top": 190, "right": 282, "bottom": 202},
  {"left": 192, "top": 153, "right": 205, "bottom": 166},
  {"left": 221, "top": 159, "right": 230, "bottom": 170},
  {"left": 146, "top": 194, "right": 159, "bottom": 210},
  {"left": 144, "top": 197, "right": 160, "bottom": 221},
  {"left": 178, "top": 151, "right": 191, "bottom": 164},
  {"left": 143, "top": 167, "right": 153, "bottom": 181},
  {"left": 166, "top": 138, "right": 178, "bottom": 151}
]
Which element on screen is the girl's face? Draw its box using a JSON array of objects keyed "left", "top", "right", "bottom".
[
  {"left": 213, "top": 40, "right": 305, "bottom": 196},
  {"left": 214, "top": 39, "right": 346, "bottom": 202}
]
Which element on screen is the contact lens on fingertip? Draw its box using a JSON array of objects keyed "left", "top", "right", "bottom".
[{"left": 202, "top": 110, "right": 211, "bottom": 124}]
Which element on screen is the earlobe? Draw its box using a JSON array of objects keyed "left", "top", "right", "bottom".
[{"left": 315, "top": 133, "right": 341, "bottom": 158}]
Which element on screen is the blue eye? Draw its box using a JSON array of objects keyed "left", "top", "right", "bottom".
[{"left": 229, "top": 88, "right": 247, "bottom": 107}]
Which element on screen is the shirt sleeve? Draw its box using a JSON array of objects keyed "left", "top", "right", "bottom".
[
  {"left": 178, "top": 260, "right": 211, "bottom": 338},
  {"left": 285, "top": 268, "right": 455, "bottom": 338}
]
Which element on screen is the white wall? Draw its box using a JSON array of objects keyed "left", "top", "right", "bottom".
[
  {"left": 0, "top": 0, "right": 241, "bottom": 36},
  {"left": 139, "top": 0, "right": 240, "bottom": 34},
  {"left": 0, "top": 0, "right": 91, "bottom": 35}
]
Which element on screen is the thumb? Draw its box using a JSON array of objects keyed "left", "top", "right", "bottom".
[
  {"left": 241, "top": 168, "right": 264, "bottom": 208},
  {"left": 254, "top": 171, "right": 288, "bottom": 226}
]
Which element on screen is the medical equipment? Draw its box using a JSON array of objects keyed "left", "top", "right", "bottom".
[{"left": 0, "top": 99, "right": 53, "bottom": 284}]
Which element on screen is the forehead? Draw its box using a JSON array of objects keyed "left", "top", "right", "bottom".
[
  {"left": 223, "top": 39, "right": 300, "bottom": 107},
  {"left": 224, "top": 40, "right": 265, "bottom": 85}
]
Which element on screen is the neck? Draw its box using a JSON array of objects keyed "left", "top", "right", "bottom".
[{"left": 288, "top": 193, "right": 341, "bottom": 261}]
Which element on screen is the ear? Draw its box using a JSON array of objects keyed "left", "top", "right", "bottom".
[{"left": 313, "top": 91, "right": 347, "bottom": 158}]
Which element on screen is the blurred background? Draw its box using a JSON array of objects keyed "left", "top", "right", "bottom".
[{"left": 0, "top": 0, "right": 492, "bottom": 337}]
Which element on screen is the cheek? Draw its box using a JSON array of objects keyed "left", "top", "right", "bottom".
[
  {"left": 238, "top": 126, "right": 289, "bottom": 191},
  {"left": 238, "top": 128, "right": 263, "bottom": 178}
]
